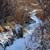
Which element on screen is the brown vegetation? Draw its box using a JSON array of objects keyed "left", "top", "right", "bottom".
[
  {"left": 0, "top": 25, "right": 4, "bottom": 32},
  {"left": 0, "top": 0, "right": 50, "bottom": 25}
]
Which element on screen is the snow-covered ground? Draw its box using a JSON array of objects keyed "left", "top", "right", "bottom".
[
  {"left": 5, "top": 10, "right": 43, "bottom": 50},
  {"left": 0, "top": 10, "right": 43, "bottom": 50},
  {"left": 6, "top": 38, "right": 26, "bottom": 50}
]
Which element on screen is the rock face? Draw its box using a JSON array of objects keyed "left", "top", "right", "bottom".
[
  {"left": 0, "top": 0, "right": 50, "bottom": 25},
  {"left": 0, "top": 0, "right": 16, "bottom": 17},
  {"left": 0, "top": 0, "right": 46, "bottom": 25},
  {"left": 0, "top": 0, "right": 16, "bottom": 25}
]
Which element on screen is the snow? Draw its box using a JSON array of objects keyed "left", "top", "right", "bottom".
[
  {"left": 6, "top": 10, "right": 42, "bottom": 50},
  {"left": 6, "top": 38, "right": 26, "bottom": 50},
  {"left": 0, "top": 10, "right": 42, "bottom": 50},
  {"left": 0, "top": 31, "right": 13, "bottom": 46},
  {"left": 30, "top": 10, "right": 42, "bottom": 24},
  {"left": 0, "top": 45, "right": 4, "bottom": 50},
  {"left": 23, "top": 10, "right": 42, "bottom": 37}
]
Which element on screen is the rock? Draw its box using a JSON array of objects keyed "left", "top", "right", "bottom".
[{"left": 13, "top": 24, "right": 23, "bottom": 38}]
